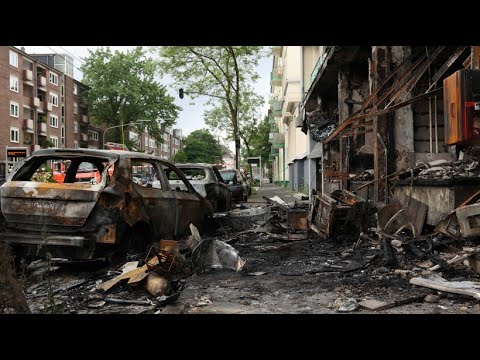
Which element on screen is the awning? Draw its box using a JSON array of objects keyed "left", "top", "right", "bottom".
[{"left": 307, "top": 142, "right": 323, "bottom": 159}]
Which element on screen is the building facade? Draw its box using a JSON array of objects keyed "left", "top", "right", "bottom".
[
  {"left": 0, "top": 47, "right": 97, "bottom": 178},
  {"left": 129, "top": 125, "right": 183, "bottom": 161}
]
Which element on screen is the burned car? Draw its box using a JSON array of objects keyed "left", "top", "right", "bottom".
[
  {"left": 0, "top": 149, "right": 213, "bottom": 260},
  {"left": 169, "top": 163, "right": 232, "bottom": 212},
  {"left": 219, "top": 168, "right": 250, "bottom": 201}
]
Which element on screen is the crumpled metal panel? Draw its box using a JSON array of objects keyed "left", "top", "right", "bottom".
[{"left": 1, "top": 181, "right": 103, "bottom": 226}]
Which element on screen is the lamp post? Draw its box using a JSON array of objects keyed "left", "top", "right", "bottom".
[{"left": 103, "top": 120, "right": 151, "bottom": 149}]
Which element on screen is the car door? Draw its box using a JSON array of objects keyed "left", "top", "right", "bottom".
[
  {"left": 213, "top": 167, "right": 231, "bottom": 210},
  {"left": 161, "top": 161, "right": 210, "bottom": 236},
  {"left": 130, "top": 159, "right": 177, "bottom": 239}
]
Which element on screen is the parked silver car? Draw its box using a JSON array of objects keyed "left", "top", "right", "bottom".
[
  {"left": 219, "top": 168, "right": 250, "bottom": 201},
  {"left": 170, "top": 164, "right": 232, "bottom": 212}
]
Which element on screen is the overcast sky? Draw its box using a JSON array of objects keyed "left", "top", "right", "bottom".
[{"left": 16, "top": 46, "right": 272, "bottom": 146}]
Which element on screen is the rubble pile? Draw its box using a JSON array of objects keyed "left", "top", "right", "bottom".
[
  {"left": 415, "top": 158, "right": 480, "bottom": 180},
  {"left": 305, "top": 108, "right": 337, "bottom": 142}
]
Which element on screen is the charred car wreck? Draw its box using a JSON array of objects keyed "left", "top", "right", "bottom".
[{"left": 0, "top": 149, "right": 213, "bottom": 260}]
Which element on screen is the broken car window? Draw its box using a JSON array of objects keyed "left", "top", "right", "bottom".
[{"left": 132, "top": 160, "right": 162, "bottom": 189}]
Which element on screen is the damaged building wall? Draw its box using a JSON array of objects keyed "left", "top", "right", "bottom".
[
  {"left": 391, "top": 46, "right": 415, "bottom": 171},
  {"left": 394, "top": 185, "right": 480, "bottom": 225}
]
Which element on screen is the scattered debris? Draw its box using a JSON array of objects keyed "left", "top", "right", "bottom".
[
  {"left": 358, "top": 299, "right": 394, "bottom": 311},
  {"left": 247, "top": 272, "right": 267, "bottom": 276},
  {"left": 104, "top": 298, "right": 154, "bottom": 306},
  {"left": 335, "top": 298, "right": 359, "bottom": 312},
  {"left": 424, "top": 294, "right": 439, "bottom": 303},
  {"left": 98, "top": 256, "right": 159, "bottom": 292},
  {"left": 144, "top": 273, "right": 170, "bottom": 297},
  {"left": 410, "top": 274, "right": 480, "bottom": 300},
  {"left": 192, "top": 239, "right": 245, "bottom": 272}
]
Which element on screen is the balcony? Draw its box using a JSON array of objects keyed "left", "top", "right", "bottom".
[
  {"left": 46, "top": 102, "right": 52, "bottom": 112},
  {"left": 23, "top": 70, "right": 34, "bottom": 86},
  {"left": 272, "top": 46, "right": 282, "bottom": 57},
  {"left": 272, "top": 133, "right": 285, "bottom": 148},
  {"left": 37, "top": 76, "right": 47, "bottom": 91},
  {"left": 30, "top": 144, "right": 41, "bottom": 153},
  {"left": 82, "top": 115, "right": 88, "bottom": 124},
  {"left": 33, "top": 97, "right": 40, "bottom": 108},
  {"left": 270, "top": 66, "right": 283, "bottom": 87},
  {"left": 37, "top": 122, "right": 47, "bottom": 136},
  {"left": 271, "top": 99, "right": 283, "bottom": 117},
  {"left": 23, "top": 119, "right": 34, "bottom": 134}
]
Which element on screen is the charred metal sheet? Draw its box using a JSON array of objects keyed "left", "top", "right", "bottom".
[
  {"left": 96, "top": 224, "right": 116, "bottom": 244},
  {"left": 435, "top": 212, "right": 461, "bottom": 240},
  {"left": 456, "top": 203, "right": 480, "bottom": 238}
]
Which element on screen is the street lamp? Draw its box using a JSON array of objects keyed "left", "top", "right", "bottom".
[{"left": 103, "top": 120, "right": 151, "bottom": 149}]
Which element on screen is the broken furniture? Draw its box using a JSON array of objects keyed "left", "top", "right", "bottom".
[
  {"left": 263, "top": 196, "right": 309, "bottom": 240},
  {"left": 309, "top": 190, "right": 366, "bottom": 240}
]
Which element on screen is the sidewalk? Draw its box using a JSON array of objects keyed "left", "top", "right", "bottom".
[{"left": 247, "top": 183, "right": 300, "bottom": 205}]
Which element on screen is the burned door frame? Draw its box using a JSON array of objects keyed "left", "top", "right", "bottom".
[
  {"left": 160, "top": 161, "right": 207, "bottom": 236},
  {"left": 130, "top": 158, "right": 179, "bottom": 240}
]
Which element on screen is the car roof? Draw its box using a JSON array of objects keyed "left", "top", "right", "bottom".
[
  {"left": 175, "top": 163, "right": 214, "bottom": 169},
  {"left": 31, "top": 148, "right": 175, "bottom": 166}
]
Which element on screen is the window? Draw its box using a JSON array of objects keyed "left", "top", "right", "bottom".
[
  {"left": 73, "top": 102, "right": 78, "bottom": 114},
  {"left": 73, "top": 121, "right": 78, "bottom": 133},
  {"left": 49, "top": 114, "right": 58, "bottom": 128},
  {"left": 163, "top": 133, "right": 169, "bottom": 141},
  {"left": 61, "top": 126, "right": 65, "bottom": 145},
  {"left": 10, "top": 127, "right": 19, "bottom": 143},
  {"left": 49, "top": 92, "right": 58, "bottom": 107},
  {"left": 145, "top": 137, "right": 149, "bottom": 147},
  {"left": 73, "top": 84, "right": 78, "bottom": 95},
  {"left": 88, "top": 130, "right": 98, "bottom": 141},
  {"left": 9, "top": 76, "right": 18, "bottom": 92},
  {"left": 73, "top": 140, "right": 78, "bottom": 149},
  {"left": 49, "top": 72, "right": 58, "bottom": 86},
  {"left": 10, "top": 102, "right": 19, "bottom": 118},
  {"left": 9, "top": 51, "right": 18, "bottom": 67},
  {"left": 61, "top": 85, "right": 64, "bottom": 96},
  {"left": 149, "top": 139, "right": 156, "bottom": 148},
  {"left": 50, "top": 136, "right": 58, "bottom": 148},
  {"left": 132, "top": 160, "right": 162, "bottom": 189}
]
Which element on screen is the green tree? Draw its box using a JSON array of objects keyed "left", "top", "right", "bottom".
[
  {"left": 240, "top": 115, "right": 272, "bottom": 177},
  {"left": 181, "top": 130, "right": 223, "bottom": 164},
  {"left": 173, "top": 149, "right": 187, "bottom": 163},
  {"left": 204, "top": 86, "right": 265, "bottom": 157},
  {"left": 153, "top": 46, "right": 264, "bottom": 169},
  {"left": 81, "top": 47, "right": 180, "bottom": 147}
]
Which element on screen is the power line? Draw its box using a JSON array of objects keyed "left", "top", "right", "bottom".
[
  {"left": 55, "top": 46, "right": 85, "bottom": 66},
  {"left": 45, "top": 46, "right": 84, "bottom": 78}
]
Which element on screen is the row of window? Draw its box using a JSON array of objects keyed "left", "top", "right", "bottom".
[{"left": 9, "top": 51, "right": 80, "bottom": 94}]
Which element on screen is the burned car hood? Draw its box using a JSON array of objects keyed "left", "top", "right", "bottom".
[{"left": 1, "top": 181, "right": 104, "bottom": 226}]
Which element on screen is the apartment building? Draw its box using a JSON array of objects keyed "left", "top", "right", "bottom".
[
  {"left": 269, "top": 46, "right": 309, "bottom": 192},
  {"left": 0, "top": 47, "right": 97, "bottom": 178},
  {"left": 129, "top": 125, "right": 183, "bottom": 161}
]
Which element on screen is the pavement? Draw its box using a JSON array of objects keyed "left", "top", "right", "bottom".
[{"left": 246, "top": 183, "right": 300, "bottom": 205}]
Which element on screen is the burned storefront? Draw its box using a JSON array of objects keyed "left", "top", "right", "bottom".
[{"left": 301, "top": 46, "right": 480, "bottom": 239}]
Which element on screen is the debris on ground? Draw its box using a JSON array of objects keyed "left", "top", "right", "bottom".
[{"left": 410, "top": 274, "right": 480, "bottom": 300}]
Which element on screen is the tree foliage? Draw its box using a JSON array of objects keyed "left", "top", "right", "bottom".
[
  {"left": 173, "top": 149, "right": 187, "bottom": 163},
  {"left": 81, "top": 47, "right": 180, "bottom": 146},
  {"left": 153, "top": 46, "right": 265, "bottom": 168},
  {"left": 180, "top": 129, "right": 224, "bottom": 164},
  {"left": 204, "top": 86, "right": 265, "bottom": 155}
]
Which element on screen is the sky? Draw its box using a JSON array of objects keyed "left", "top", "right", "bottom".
[{"left": 16, "top": 46, "right": 272, "bottom": 146}]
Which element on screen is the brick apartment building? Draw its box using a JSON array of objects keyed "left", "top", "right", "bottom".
[
  {"left": 0, "top": 46, "right": 183, "bottom": 179},
  {"left": 0, "top": 46, "right": 98, "bottom": 178},
  {"left": 129, "top": 126, "right": 183, "bottom": 161}
]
